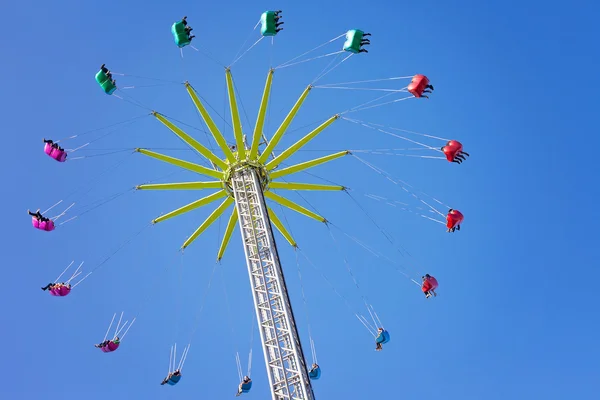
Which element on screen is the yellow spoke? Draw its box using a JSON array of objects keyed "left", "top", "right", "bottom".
[
  {"left": 258, "top": 85, "right": 312, "bottom": 164},
  {"left": 225, "top": 69, "right": 246, "bottom": 160},
  {"left": 152, "top": 112, "right": 227, "bottom": 170},
  {"left": 267, "top": 206, "right": 296, "bottom": 247},
  {"left": 250, "top": 70, "right": 274, "bottom": 161},
  {"left": 217, "top": 207, "right": 239, "bottom": 260},
  {"left": 182, "top": 197, "right": 234, "bottom": 249},
  {"left": 264, "top": 191, "right": 326, "bottom": 223},
  {"left": 266, "top": 115, "right": 339, "bottom": 171},
  {"left": 185, "top": 83, "right": 236, "bottom": 164},
  {"left": 137, "top": 181, "right": 223, "bottom": 190},
  {"left": 153, "top": 190, "right": 227, "bottom": 224},
  {"left": 270, "top": 151, "right": 349, "bottom": 179},
  {"left": 135, "top": 148, "right": 222, "bottom": 179},
  {"left": 269, "top": 182, "right": 344, "bottom": 191}
]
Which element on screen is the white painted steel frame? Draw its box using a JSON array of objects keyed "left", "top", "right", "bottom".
[{"left": 231, "top": 166, "right": 315, "bottom": 400}]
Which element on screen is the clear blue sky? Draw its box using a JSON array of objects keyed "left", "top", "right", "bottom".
[{"left": 2, "top": 0, "right": 598, "bottom": 399}]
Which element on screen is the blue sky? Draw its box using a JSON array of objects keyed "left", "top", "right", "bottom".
[{"left": 1, "top": 0, "right": 599, "bottom": 398}]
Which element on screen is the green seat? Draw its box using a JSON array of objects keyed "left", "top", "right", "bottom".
[
  {"left": 260, "top": 11, "right": 278, "bottom": 36},
  {"left": 95, "top": 70, "right": 117, "bottom": 95},
  {"left": 171, "top": 20, "right": 191, "bottom": 48},
  {"left": 343, "top": 29, "right": 364, "bottom": 54}
]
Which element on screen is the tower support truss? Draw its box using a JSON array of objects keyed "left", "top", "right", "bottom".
[{"left": 231, "top": 166, "right": 315, "bottom": 400}]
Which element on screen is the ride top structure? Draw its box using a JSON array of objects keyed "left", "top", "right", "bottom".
[{"left": 136, "top": 69, "right": 346, "bottom": 399}]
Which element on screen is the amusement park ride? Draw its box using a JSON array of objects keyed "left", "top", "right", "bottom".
[{"left": 34, "top": 9, "right": 467, "bottom": 400}]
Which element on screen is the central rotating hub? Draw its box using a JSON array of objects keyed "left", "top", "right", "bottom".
[{"left": 223, "top": 157, "right": 270, "bottom": 198}]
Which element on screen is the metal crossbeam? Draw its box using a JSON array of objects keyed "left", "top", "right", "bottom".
[{"left": 231, "top": 166, "right": 315, "bottom": 400}]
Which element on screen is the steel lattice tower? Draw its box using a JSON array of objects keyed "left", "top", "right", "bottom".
[{"left": 232, "top": 166, "right": 314, "bottom": 399}]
